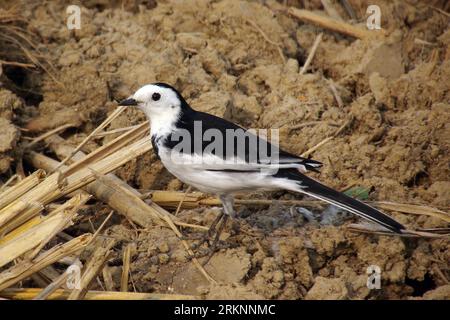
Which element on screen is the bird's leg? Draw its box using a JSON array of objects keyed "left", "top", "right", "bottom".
[
  {"left": 200, "top": 214, "right": 229, "bottom": 266},
  {"left": 199, "top": 194, "right": 234, "bottom": 265},
  {"left": 206, "top": 210, "right": 225, "bottom": 237},
  {"left": 186, "top": 194, "right": 235, "bottom": 260}
]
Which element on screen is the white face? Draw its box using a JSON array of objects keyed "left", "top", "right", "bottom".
[
  {"left": 131, "top": 84, "right": 182, "bottom": 120},
  {"left": 121, "top": 84, "right": 184, "bottom": 137}
]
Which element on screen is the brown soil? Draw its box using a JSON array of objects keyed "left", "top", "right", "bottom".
[{"left": 0, "top": 0, "right": 449, "bottom": 299}]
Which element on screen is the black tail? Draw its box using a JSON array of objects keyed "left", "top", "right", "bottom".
[{"left": 276, "top": 169, "right": 405, "bottom": 233}]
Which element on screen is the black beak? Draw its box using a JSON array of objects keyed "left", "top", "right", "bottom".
[{"left": 118, "top": 98, "right": 138, "bottom": 106}]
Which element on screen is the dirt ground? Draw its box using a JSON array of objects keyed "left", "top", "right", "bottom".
[{"left": 0, "top": 0, "right": 449, "bottom": 299}]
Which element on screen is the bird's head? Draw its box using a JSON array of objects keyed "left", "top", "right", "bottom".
[{"left": 118, "top": 83, "right": 189, "bottom": 121}]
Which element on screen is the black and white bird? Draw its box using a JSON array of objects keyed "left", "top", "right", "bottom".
[{"left": 119, "top": 83, "right": 405, "bottom": 245}]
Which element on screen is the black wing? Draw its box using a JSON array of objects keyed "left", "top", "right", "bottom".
[{"left": 162, "top": 109, "right": 322, "bottom": 173}]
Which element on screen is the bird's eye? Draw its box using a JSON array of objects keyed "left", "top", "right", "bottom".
[{"left": 152, "top": 93, "right": 161, "bottom": 101}]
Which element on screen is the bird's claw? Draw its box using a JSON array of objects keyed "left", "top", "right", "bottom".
[{"left": 186, "top": 241, "right": 232, "bottom": 263}]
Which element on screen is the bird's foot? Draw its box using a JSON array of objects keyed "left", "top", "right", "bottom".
[
  {"left": 184, "top": 213, "right": 231, "bottom": 264},
  {"left": 181, "top": 211, "right": 226, "bottom": 249},
  {"left": 187, "top": 240, "right": 232, "bottom": 262}
]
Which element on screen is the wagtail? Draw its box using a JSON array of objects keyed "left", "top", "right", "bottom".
[{"left": 119, "top": 83, "right": 405, "bottom": 251}]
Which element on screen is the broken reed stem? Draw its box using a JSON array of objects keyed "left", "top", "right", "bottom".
[
  {"left": 51, "top": 106, "right": 126, "bottom": 173},
  {"left": 28, "top": 149, "right": 159, "bottom": 228},
  {"left": 288, "top": 7, "right": 383, "bottom": 39},
  {"left": 1, "top": 129, "right": 150, "bottom": 236},
  {"left": 37, "top": 133, "right": 218, "bottom": 240},
  {"left": 0, "top": 59, "right": 34, "bottom": 68},
  {"left": 0, "top": 194, "right": 89, "bottom": 268},
  {"left": 0, "top": 171, "right": 64, "bottom": 236},
  {"left": 0, "top": 200, "right": 31, "bottom": 231},
  {"left": 62, "top": 121, "right": 149, "bottom": 178},
  {"left": 0, "top": 169, "right": 45, "bottom": 210},
  {"left": 1, "top": 288, "right": 198, "bottom": 300},
  {"left": 149, "top": 190, "right": 324, "bottom": 210},
  {"left": 0, "top": 233, "right": 92, "bottom": 291},
  {"left": 36, "top": 265, "right": 61, "bottom": 284},
  {"left": 28, "top": 194, "right": 90, "bottom": 261},
  {"left": 38, "top": 136, "right": 151, "bottom": 196},
  {"left": 0, "top": 216, "right": 42, "bottom": 246},
  {"left": 67, "top": 237, "right": 116, "bottom": 300},
  {"left": 120, "top": 244, "right": 134, "bottom": 292},
  {"left": 300, "top": 33, "right": 323, "bottom": 75}
]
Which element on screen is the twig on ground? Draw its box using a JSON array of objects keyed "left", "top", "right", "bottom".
[
  {"left": 26, "top": 123, "right": 75, "bottom": 148},
  {"left": 288, "top": 7, "right": 382, "bottom": 39},
  {"left": 89, "top": 210, "right": 114, "bottom": 244},
  {"left": 432, "top": 264, "right": 449, "bottom": 284},
  {"left": 32, "top": 271, "right": 69, "bottom": 300},
  {"left": 325, "top": 77, "right": 344, "bottom": 107},
  {"left": 175, "top": 186, "right": 192, "bottom": 216},
  {"left": 300, "top": 116, "right": 354, "bottom": 157},
  {"left": 0, "top": 174, "right": 20, "bottom": 192},
  {"left": 300, "top": 33, "right": 323, "bottom": 75}
]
